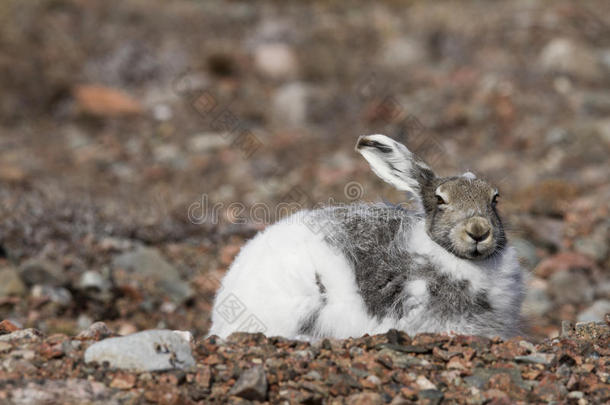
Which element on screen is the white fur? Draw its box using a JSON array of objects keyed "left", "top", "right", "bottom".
[
  {"left": 209, "top": 213, "right": 521, "bottom": 340},
  {"left": 462, "top": 171, "right": 477, "bottom": 180}
]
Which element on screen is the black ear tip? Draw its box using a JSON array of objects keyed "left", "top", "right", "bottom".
[{"left": 356, "top": 136, "right": 373, "bottom": 150}]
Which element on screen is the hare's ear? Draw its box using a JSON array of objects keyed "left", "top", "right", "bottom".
[{"left": 356, "top": 134, "right": 436, "bottom": 198}]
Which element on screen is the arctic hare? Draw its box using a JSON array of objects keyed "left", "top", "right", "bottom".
[{"left": 210, "top": 135, "right": 524, "bottom": 340}]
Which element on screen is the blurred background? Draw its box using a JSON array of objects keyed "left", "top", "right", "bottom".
[{"left": 0, "top": 0, "right": 608, "bottom": 341}]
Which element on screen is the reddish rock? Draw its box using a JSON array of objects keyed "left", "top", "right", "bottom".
[
  {"left": 533, "top": 375, "right": 568, "bottom": 402},
  {"left": 110, "top": 373, "right": 137, "bottom": 389},
  {"left": 73, "top": 85, "right": 143, "bottom": 117},
  {"left": 534, "top": 252, "right": 596, "bottom": 278},
  {"left": 75, "top": 322, "right": 114, "bottom": 341},
  {"left": 0, "top": 320, "right": 19, "bottom": 335}
]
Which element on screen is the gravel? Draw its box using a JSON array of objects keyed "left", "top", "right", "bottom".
[{"left": 2, "top": 323, "right": 608, "bottom": 403}]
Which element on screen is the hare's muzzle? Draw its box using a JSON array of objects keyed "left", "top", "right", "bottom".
[{"left": 464, "top": 217, "right": 491, "bottom": 243}]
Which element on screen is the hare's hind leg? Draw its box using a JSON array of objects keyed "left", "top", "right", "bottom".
[{"left": 209, "top": 217, "right": 341, "bottom": 339}]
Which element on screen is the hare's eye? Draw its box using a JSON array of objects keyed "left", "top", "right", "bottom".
[
  {"left": 436, "top": 195, "right": 446, "bottom": 205},
  {"left": 492, "top": 194, "right": 499, "bottom": 206}
]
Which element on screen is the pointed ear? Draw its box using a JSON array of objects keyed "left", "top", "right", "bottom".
[{"left": 355, "top": 134, "right": 436, "bottom": 198}]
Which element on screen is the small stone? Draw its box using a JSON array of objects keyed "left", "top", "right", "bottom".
[
  {"left": 567, "top": 391, "right": 584, "bottom": 399},
  {"left": 377, "top": 348, "right": 420, "bottom": 368},
  {"left": 577, "top": 300, "right": 610, "bottom": 323},
  {"left": 574, "top": 236, "right": 608, "bottom": 262},
  {"left": 533, "top": 375, "right": 567, "bottom": 402},
  {"left": 110, "top": 373, "right": 137, "bottom": 389},
  {"left": 534, "top": 252, "right": 594, "bottom": 279},
  {"left": 0, "top": 265, "right": 26, "bottom": 297},
  {"left": 254, "top": 43, "right": 297, "bottom": 79},
  {"left": 76, "top": 322, "right": 115, "bottom": 341},
  {"left": 112, "top": 246, "right": 193, "bottom": 304},
  {"left": 74, "top": 84, "right": 143, "bottom": 117},
  {"left": 0, "top": 320, "right": 19, "bottom": 335},
  {"left": 511, "top": 238, "right": 540, "bottom": 269},
  {"left": 548, "top": 270, "right": 594, "bottom": 304},
  {"left": 416, "top": 375, "right": 437, "bottom": 390},
  {"left": 418, "top": 389, "right": 444, "bottom": 405},
  {"left": 229, "top": 365, "right": 267, "bottom": 401},
  {"left": 195, "top": 366, "right": 212, "bottom": 388},
  {"left": 346, "top": 392, "right": 383, "bottom": 405},
  {"left": 11, "top": 379, "right": 113, "bottom": 404},
  {"left": 31, "top": 285, "right": 73, "bottom": 307},
  {"left": 390, "top": 394, "right": 410, "bottom": 405},
  {"left": 518, "top": 340, "right": 536, "bottom": 353},
  {"left": 84, "top": 329, "right": 195, "bottom": 372},
  {"left": 0, "top": 328, "right": 43, "bottom": 342},
  {"left": 18, "top": 259, "right": 66, "bottom": 287},
  {"left": 522, "top": 285, "right": 552, "bottom": 318},
  {"left": 188, "top": 133, "right": 227, "bottom": 153},
  {"left": 381, "top": 38, "right": 425, "bottom": 67},
  {"left": 574, "top": 321, "right": 607, "bottom": 340},
  {"left": 561, "top": 321, "right": 574, "bottom": 337},
  {"left": 272, "top": 82, "right": 309, "bottom": 127},
  {"left": 515, "top": 353, "right": 555, "bottom": 365},
  {"left": 79, "top": 271, "right": 112, "bottom": 294},
  {"left": 539, "top": 38, "right": 604, "bottom": 82}
]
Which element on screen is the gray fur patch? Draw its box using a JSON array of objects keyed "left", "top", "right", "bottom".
[
  {"left": 297, "top": 272, "right": 327, "bottom": 335},
  {"left": 311, "top": 204, "right": 511, "bottom": 335}
]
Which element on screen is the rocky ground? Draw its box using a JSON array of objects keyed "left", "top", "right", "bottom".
[
  {"left": 0, "top": 0, "right": 609, "bottom": 403},
  {"left": 0, "top": 319, "right": 608, "bottom": 404}
]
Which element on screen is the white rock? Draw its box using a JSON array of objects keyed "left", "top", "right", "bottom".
[
  {"left": 539, "top": 38, "right": 603, "bottom": 81},
  {"left": 416, "top": 375, "right": 437, "bottom": 390},
  {"left": 522, "top": 285, "right": 552, "bottom": 317},
  {"left": 254, "top": 43, "right": 297, "bottom": 79},
  {"left": 578, "top": 300, "right": 610, "bottom": 322},
  {"left": 382, "top": 38, "right": 425, "bottom": 67},
  {"left": 188, "top": 133, "right": 227, "bottom": 152},
  {"left": 272, "top": 82, "right": 308, "bottom": 127},
  {"left": 84, "top": 329, "right": 195, "bottom": 372}
]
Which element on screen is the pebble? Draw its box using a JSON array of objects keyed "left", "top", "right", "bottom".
[
  {"left": 84, "top": 329, "right": 196, "bottom": 372},
  {"left": 73, "top": 84, "right": 143, "bottom": 117},
  {"left": 112, "top": 246, "right": 193, "bottom": 304},
  {"left": 18, "top": 259, "right": 66, "bottom": 287},
  {"left": 534, "top": 252, "right": 595, "bottom": 278},
  {"left": 539, "top": 38, "right": 603, "bottom": 82},
  {"left": 31, "top": 285, "right": 73, "bottom": 307},
  {"left": 418, "top": 389, "right": 444, "bottom": 405},
  {"left": 416, "top": 375, "right": 437, "bottom": 390},
  {"left": 0, "top": 320, "right": 19, "bottom": 334},
  {"left": 522, "top": 284, "right": 552, "bottom": 317},
  {"left": 0, "top": 328, "right": 43, "bottom": 342},
  {"left": 515, "top": 353, "right": 554, "bottom": 365},
  {"left": 78, "top": 271, "right": 112, "bottom": 294},
  {"left": 188, "top": 133, "right": 227, "bottom": 153},
  {"left": 272, "top": 82, "right": 309, "bottom": 127},
  {"left": 346, "top": 392, "right": 384, "bottom": 405},
  {"left": 0, "top": 265, "right": 26, "bottom": 297},
  {"left": 548, "top": 270, "right": 594, "bottom": 304},
  {"left": 229, "top": 365, "right": 268, "bottom": 401},
  {"left": 511, "top": 238, "right": 539, "bottom": 269},
  {"left": 577, "top": 300, "right": 610, "bottom": 323},
  {"left": 254, "top": 43, "right": 298, "bottom": 79},
  {"left": 381, "top": 37, "right": 425, "bottom": 67},
  {"left": 76, "top": 322, "right": 115, "bottom": 341},
  {"left": 11, "top": 379, "right": 116, "bottom": 405}
]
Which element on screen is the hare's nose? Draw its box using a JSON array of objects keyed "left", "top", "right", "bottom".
[{"left": 465, "top": 217, "right": 491, "bottom": 243}]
